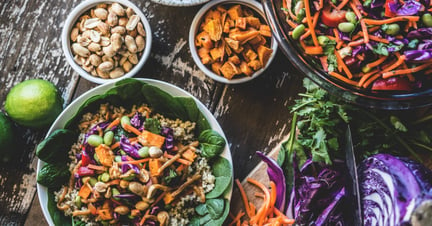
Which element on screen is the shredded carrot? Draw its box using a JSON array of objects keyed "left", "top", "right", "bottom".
[
  {"left": 110, "top": 142, "right": 120, "bottom": 150},
  {"left": 348, "top": 38, "right": 365, "bottom": 47},
  {"left": 366, "top": 56, "right": 388, "bottom": 69},
  {"left": 229, "top": 210, "right": 245, "bottom": 226},
  {"left": 235, "top": 179, "right": 252, "bottom": 218},
  {"left": 123, "top": 123, "right": 142, "bottom": 136},
  {"left": 329, "top": 71, "right": 358, "bottom": 86},
  {"left": 334, "top": 50, "right": 354, "bottom": 79},
  {"left": 363, "top": 16, "right": 420, "bottom": 25},
  {"left": 336, "top": 0, "right": 349, "bottom": 10},
  {"left": 382, "top": 63, "right": 430, "bottom": 78},
  {"left": 358, "top": 69, "right": 380, "bottom": 87},
  {"left": 285, "top": 18, "right": 298, "bottom": 29},
  {"left": 304, "top": 45, "right": 323, "bottom": 55},
  {"left": 381, "top": 55, "right": 406, "bottom": 73},
  {"left": 87, "top": 164, "right": 106, "bottom": 171},
  {"left": 369, "top": 35, "right": 390, "bottom": 44},
  {"left": 304, "top": 0, "right": 319, "bottom": 46},
  {"left": 350, "top": 2, "right": 369, "bottom": 43},
  {"left": 106, "top": 118, "right": 120, "bottom": 130},
  {"left": 362, "top": 73, "right": 382, "bottom": 88}
]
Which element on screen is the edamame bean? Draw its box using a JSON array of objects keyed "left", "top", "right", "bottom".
[
  {"left": 103, "top": 131, "right": 114, "bottom": 146},
  {"left": 88, "top": 134, "right": 103, "bottom": 147},
  {"left": 292, "top": 24, "right": 306, "bottom": 40},
  {"left": 345, "top": 12, "right": 357, "bottom": 23},
  {"left": 112, "top": 187, "right": 120, "bottom": 200},
  {"left": 384, "top": 23, "right": 400, "bottom": 35},
  {"left": 115, "top": 155, "right": 122, "bottom": 162},
  {"left": 100, "top": 172, "right": 110, "bottom": 182},
  {"left": 422, "top": 13, "right": 432, "bottom": 27},
  {"left": 121, "top": 115, "right": 131, "bottom": 128},
  {"left": 338, "top": 22, "right": 355, "bottom": 33},
  {"left": 75, "top": 195, "right": 82, "bottom": 208},
  {"left": 138, "top": 146, "right": 150, "bottom": 158},
  {"left": 88, "top": 177, "right": 98, "bottom": 186},
  {"left": 317, "top": 35, "right": 329, "bottom": 46},
  {"left": 94, "top": 153, "right": 101, "bottom": 164}
]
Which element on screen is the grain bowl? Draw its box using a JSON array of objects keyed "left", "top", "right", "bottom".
[
  {"left": 189, "top": 0, "right": 278, "bottom": 84},
  {"left": 62, "top": 0, "right": 152, "bottom": 84}
]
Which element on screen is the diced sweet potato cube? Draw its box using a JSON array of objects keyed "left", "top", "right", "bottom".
[
  {"left": 224, "top": 37, "right": 240, "bottom": 51},
  {"left": 244, "top": 49, "right": 258, "bottom": 62},
  {"left": 243, "top": 7, "right": 254, "bottom": 17},
  {"left": 140, "top": 130, "right": 166, "bottom": 149},
  {"left": 203, "top": 19, "right": 223, "bottom": 41},
  {"left": 78, "top": 183, "right": 92, "bottom": 199},
  {"left": 227, "top": 5, "right": 243, "bottom": 20},
  {"left": 232, "top": 46, "right": 244, "bottom": 54},
  {"left": 198, "top": 47, "right": 212, "bottom": 65},
  {"left": 257, "top": 45, "right": 273, "bottom": 66},
  {"left": 224, "top": 41, "right": 232, "bottom": 56},
  {"left": 220, "top": 61, "right": 240, "bottom": 79},
  {"left": 235, "top": 17, "right": 247, "bottom": 30},
  {"left": 246, "top": 16, "right": 261, "bottom": 29},
  {"left": 211, "top": 62, "right": 223, "bottom": 75},
  {"left": 223, "top": 21, "right": 231, "bottom": 33},
  {"left": 228, "top": 54, "right": 241, "bottom": 65},
  {"left": 205, "top": 10, "right": 221, "bottom": 21},
  {"left": 149, "top": 159, "right": 162, "bottom": 176},
  {"left": 210, "top": 46, "right": 224, "bottom": 61},
  {"left": 248, "top": 59, "right": 262, "bottom": 71},
  {"left": 195, "top": 31, "right": 213, "bottom": 49},
  {"left": 248, "top": 35, "right": 263, "bottom": 45},
  {"left": 259, "top": 25, "right": 272, "bottom": 37},
  {"left": 216, "top": 5, "right": 227, "bottom": 13},
  {"left": 240, "top": 61, "right": 254, "bottom": 76},
  {"left": 95, "top": 144, "right": 114, "bottom": 167},
  {"left": 229, "top": 28, "right": 259, "bottom": 42}
]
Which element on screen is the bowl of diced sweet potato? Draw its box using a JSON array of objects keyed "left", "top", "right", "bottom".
[{"left": 189, "top": 0, "right": 278, "bottom": 84}]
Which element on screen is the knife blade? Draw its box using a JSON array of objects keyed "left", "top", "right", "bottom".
[{"left": 344, "top": 125, "right": 362, "bottom": 226}]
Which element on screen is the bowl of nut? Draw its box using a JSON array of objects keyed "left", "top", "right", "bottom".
[
  {"left": 189, "top": 0, "right": 278, "bottom": 84},
  {"left": 62, "top": 0, "right": 152, "bottom": 84}
]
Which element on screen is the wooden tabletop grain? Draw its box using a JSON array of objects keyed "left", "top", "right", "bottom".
[{"left": 0, "top": 0, "right": 302, "bottom": 224}]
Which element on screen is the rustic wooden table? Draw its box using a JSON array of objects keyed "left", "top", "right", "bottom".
[{"left": 0, "top": 0, "right": 303, "bottom": 224}]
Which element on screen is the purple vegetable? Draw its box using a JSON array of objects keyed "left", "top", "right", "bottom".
[
  {"left": 359, "top": 154, "right": 432, "bottom": 225},
  {"left": 120, "top": 135, "right": 141, "bottom": 159},
  {"left": 256, "top": 151, "right": 286, "bottom": 211},
  {"left": 408, "top": 28, "right": 432, "bottom": 39},
  {"left": 130, "top": 112, "right": 145, "bottom": 131},
  {"left": 371, "top": 0, "right": 385, "bottom": 8},
  {"left": 404, "top": 49, "right": 432, "bottom": 62},
  {"left": 388, "top": 0, "right": 422, "bottom": 16},
  {"left": 161, "top": 127, "right": 175, "bottom": 150},
  {"left": 418, "top": 40, "right": 432, "bottom": 50},
  {"left": 121, "top": 155, "right": 140, "bottom": 174},
  {"left": 113, "top": 193, "right": 139, "bottom": 199}
]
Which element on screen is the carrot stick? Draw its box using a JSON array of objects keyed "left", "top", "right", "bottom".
[
  {"left": 329, "top": 71, "right": 358, "bottom": 86},
  {"left": 334, "top": 50, "right": 354, "bottom": 79},
  {"left": 123, "top": 123, "right": 142, "bottom": 136},
  {"left": 348, "top": 38, "right": 365, "bottom": 47},
  {"left": 285, "top": 18, "right": 298, "bottom": 29},
  {"left": 366, "top": 56, "right": 388, "bottom": 68},
  {"left": 337, "top": 0, "right": 349, "bottom": 10},
  {"left": 350, "top": 2, "right": 369, "bottom": 43},
  {"left": 363, "top": 16, "right": 420, "bottom": 25},
  {"left": 382, "top": 63, "right": 430, "bottom": 78},
  {"left": 87, "top": 164, "right": 106, "bottom": 171},
  {"left": 381, "top": 55, "right": 406, "bottom": 73},
  {"left": 300, "top": 11, "right": 320, "bottom": 40},
  {"left": 247, "top": 178, "right": 270, "bottom": 225},
  {"left": 304, "top": 0, "right": 319, "bottom": 46},
  {"left": 110, "top": 142, "right": 120, "bottom": 150},
  {"left": 107, "top": 118, "right": 120, "bottom": 130},
  {"left": 362, "top": 73, "right": 382, "bottom": 88},
  {"left": 304, "top": 46, "right": 323, "bottom": 55},
  {"left": 358, "top": 69, "right": 380, "bottom": 87},
  {"left": 235, "top": 179, "right": 252, "bottom": 218}
]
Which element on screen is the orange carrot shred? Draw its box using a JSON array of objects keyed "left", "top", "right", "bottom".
[
  {"left": 235, "top": 179, "right": 252, "bottom": 218},
  {"left": 304, "top": 0, "right": 319, "bottom": 46},
  {"left": 334, "top": 50, "right": 354, "bottom": 79}
]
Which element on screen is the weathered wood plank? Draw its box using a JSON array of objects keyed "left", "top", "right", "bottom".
[{"left": 0, "top": 0, "right": 81, "bottom": 224}]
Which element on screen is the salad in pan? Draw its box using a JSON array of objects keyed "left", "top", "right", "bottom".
[
  {"left": 36, "top": 79, "right": 232, "bottom": 226},
  {"left": 282, "top": 0, "right": 432, "bottom": 91}
]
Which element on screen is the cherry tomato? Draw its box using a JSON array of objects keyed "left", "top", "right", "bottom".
[
  {"left": 372, "top": 77, "right": 413, "bottom": 91},
  {"left": 321, "top": 6, "right": 347, "bottom": 27},
  {"left": 77, "top": 166, "right": 95, "bottom": 176},
  {"left": 81, "top": 151, "right": 91, "bottom": 166}
]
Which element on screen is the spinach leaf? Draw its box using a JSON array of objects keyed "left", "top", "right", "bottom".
[
  {"left": 203, "top": 199, "right": 230, "bottom": 226},
  {"left": 37, "top": 163, "right": 70, "bottom": 189},
  {"left": 211, "top": 156, "right": 232, "bottom": 177},
  {"left": 195, "top": 203, "right": 208, "bottom": 216},
  {"left": 205, "top": 176, "right": 231, "bottom": 199},
  {"left": 36, "top": 129, "right": 77, "bottom": 165},
  {"left": 206, "top": 199, "right": 225, "bottom": 219},
  {"left": 48, "top": 188, "right": 71, "bottom": 226},
  {"left": 199, "top": 130, "right": 226, "bottom": 159}
]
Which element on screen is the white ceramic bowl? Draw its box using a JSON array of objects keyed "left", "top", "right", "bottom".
[
  {"left": 36, "top": 78, "right": 232, "bottom": 225},
  {"left": 62, "top": 0, "right": 152, "bottom": 84},
  {"left": 189, "top": 0, "right": 278, "bottom": 84}
]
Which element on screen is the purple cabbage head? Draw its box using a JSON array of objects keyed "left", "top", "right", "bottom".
[{"left": 359, "top": 154, "right": 432, "bottom": 225}]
